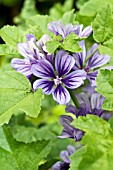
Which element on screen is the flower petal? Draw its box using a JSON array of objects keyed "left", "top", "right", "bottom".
[
  {"left": 32, "top": 59, "right": 55, "bottom": 78},
  {"left": 11, "top": 58, "right": 32, "bottom": 77},
  {"left": 55, "top": 50, "right": 75, "bottom": 77},
  {"left": 62, "top": 70, "right": 86, "bottom": 89},
  {"left": 60, "top": 150, "right": 70, "bottom": 163},
  {"left": 33, "top": 79, "right": 54, "bottom": 94},
  {"left": 87, "top": 52, "right": 110, "bottom": 69},
  {"left": 81, "top": 25, "right": 92, "bottom": 37},
  {"left": 73, "top": 41, "right": 86, "bottom": 69},
  {"left": 18, "top": 43, "right": 30, "bottom": 59},
  {"left": 91, "top": 93, "right": 105, "bottom": 110},
  {"left": 53, "top": 84, "right": 70, "bottom": 104},
  {"left": 87, "top": 71, "right": 98, "bottom": 86}
]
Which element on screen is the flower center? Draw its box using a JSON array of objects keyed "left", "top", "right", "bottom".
[
  {"left": 54, "top": 76, "right": 62, "bottom": 86},
  {"left": 85, "top": 66, "right": 90, "bottom": 72}
]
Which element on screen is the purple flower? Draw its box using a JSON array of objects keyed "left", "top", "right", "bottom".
[
  {"left": 66, "top": 91, "right": 105, "bottom": 118},
  {"left": 48, "top": 21, "right": 92, "bottom": 40},
  {"left": 11, "top": 34, "right": 53, "bottom": 78},
  {"left": 51, "top": 145, "right": 76, "bottom": 170},
  {"left": 58, "top": 115, "right": 84, "bottom": 141},
  {"left": 32, "top": 50, "right": 86, "bottom": 104},
  {"left": 73, "top": 42, "right": 110, "bottom": 86}
]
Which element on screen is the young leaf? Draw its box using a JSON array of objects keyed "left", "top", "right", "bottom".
[
  {"left": 46, "top": 40, "right": 61, "bottom": 54},
  {"left": 92, "top": 5, "right": 113, "bottom": 43},
  {"left": 0, "top": 126, "right": 52, "bottom": 170},
  {"left": 62, "top": 33, "right": 82, "bottom": 52},
  {"left": 0, "top": 71, "right": 44, "bottom": 125},
  {"left": 71, "top": 115, "right": 113, "bottom": 170},
  {"left": 96, "top": 69, "right": 113, "bottom": 111}
]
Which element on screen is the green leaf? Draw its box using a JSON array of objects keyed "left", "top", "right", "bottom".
[
  {"left": 46, "top": 40, "right": 61, "bottom": 54},
  {"left": 79, "top": 0, "right": 113, "bottom": 17},
  {"left": 60, "top": 10, "right": 76, "bottom": 25},
  {"left": 49, "top": 0, "right": 74, "bottom": 20},
  {"left": 26, "top": 14, "right": 53, "bottom": 34},
  {"left": 69, "top": 147, "right": 86, "bottom": 170},
  {"left": 92, "top": 5, "right": 113, "bottom": 43},
  {"left": 0, "top": 25, "right": 24, "bottom": 47},
  {"left": 0, "top": 71, "right": 44, "bottom": 125},
  {"left": 71, "top": 115, "right": 113, "bottom": 170},
  {"left": 96, "top": 69, "right": 113, "bottom": 111},
  {"left": 0, "top": 126, "right": 52, "bottom": 170},
  {"left": 62, "top": 33, "right": 82, "bottom": 52},
  {"left": 25, "top": 26, "right": 43, "bottom": 40},
  {"left": 0, "top": 44, "right": 18, "bottom": 56}
]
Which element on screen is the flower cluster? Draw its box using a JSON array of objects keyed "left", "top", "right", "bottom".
[
  {"left": 11, "top": 20, "right": 111, "bottom": 105},
  {"left": 59, "top": 87, "right": 113, "bottom": 142}
]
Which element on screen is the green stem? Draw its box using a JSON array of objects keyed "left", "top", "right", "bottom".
[
  {"left": 85, "top": 47, "right": 98, "bottom": 63},
  {"left": 69, "top": 89, "right": 80, "bottom": 108}
]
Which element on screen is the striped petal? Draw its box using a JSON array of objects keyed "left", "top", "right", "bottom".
[
  {"left": 62, "top": 70, "right": 86, "bottom": 89},
  {"left": 33, "top": 79, "right": 54, "bottom": 94},
  {"left": 55, "top": 50, "right": 75, "bottom": 77},
  {"left": 53, "top": 84, "right": 70, "bottom": 104},
  {"left": 32, "top": 59, "right": 55, "bottom": 78}
]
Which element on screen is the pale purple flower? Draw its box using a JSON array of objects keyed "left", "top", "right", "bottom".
[
  {"left": 32, "top": 50, "right": 86, "bottom": 104},
  {"left": 48, "top": 21, "right": 92, "bottom": 40},
  {"left": 51, "top": 145, "right": 76, "bottom": 170},
  {"left": 73, "top": 42, "right": 110, "bottom": 86},
  {"left": 59, "top": 90, "right": 113, "bottom": 140},
  {"left": 11, "top": 34, "right": 53, "bottom": 78},
  {"left": 66, "top": 92, "right": 105, "bottom": 118}
]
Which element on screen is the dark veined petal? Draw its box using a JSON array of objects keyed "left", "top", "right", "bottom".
[
  {"left": 31, "top": 59, "right": 56, "bottom": 78},
  {"left": 55, "top": 50, "right": 75, "bottom": 77},
  {"left": 11, "top": 58, "right": 32, "bottom": 77},
  {"left": 33, "top": 79, "right": 54, "bottom": 94},
  {"left": 62, "top": 70, "right": 86, "bottom": 89},
  {"left": 86, "top": 43, "right": 98, "bottom": 58},
  {"left": 87, "top": 52, "right": 110, "bottom": 69},
  {"left": 87, "top": 71, "right": 98, "bottom": 86},
  {"left": 73, "top": 41, "right": 86, "bottom": 69},
  {"left": 52, "top": 84, "right": 70, "bottom": 104}
]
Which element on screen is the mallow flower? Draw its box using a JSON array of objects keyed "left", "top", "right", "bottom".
[
  {"left": 59, "top": 90, "right": 113, "bottom": 141},
  {"left": 51, "top": 145, "right": 76, "bottom": 170},
  {"left": 11, "top": 34, "right": 53, "bottom": 78},
  {"left": 73, "top": 42, "right": 110, "bottom": 86},
  {"left": 48, "top": 20, "right": 92, "bottom": 40},
  {"left": 32, "top": 50, "right": 86, "bottom": 104}
]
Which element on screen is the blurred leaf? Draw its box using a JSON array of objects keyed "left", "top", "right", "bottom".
[
  {"left": 0, "top": 71, "right": 44, "bottom": 125},
  {"left": 0, "top": 126, "right": 52, "bottom": 170},
  {"left": 26, "top": 14, "right": 53, "bottom": 34},
  {"left": 61, "top": 10, "right": 76, "bottom": 25},
  {"left": 79, "top": 0, "right": 113, "bottom": 17},
  {"left": 49, "top": 0, "right": 74, "bottom": 20}
]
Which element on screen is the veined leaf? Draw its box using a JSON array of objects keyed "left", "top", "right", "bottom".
[
  {"left": 0, "top": 126, "right": 52, "bottom": 170},
  {"left": 0, "top": 71, "right": 44, "bottom": 125}
]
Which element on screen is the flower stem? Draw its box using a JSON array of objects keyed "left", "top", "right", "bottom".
[
  {"left": 85, "top": 47, "right": 98, "bottom": 63},
  {"left": 69, "top": 89, "right": 80, "bottom": 108}
]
